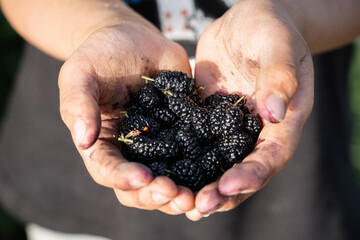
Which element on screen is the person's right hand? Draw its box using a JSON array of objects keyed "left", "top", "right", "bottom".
[{"left": 58, "top": 22, "right": 195, "bottom": 215}]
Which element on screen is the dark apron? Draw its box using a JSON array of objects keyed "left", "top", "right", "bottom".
[{"left": 1, "top": 1, "right": 360, "bottom": 239}]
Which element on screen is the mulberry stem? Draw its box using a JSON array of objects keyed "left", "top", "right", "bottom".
[
  {"left": 119, "top": 111, "right": 129, "bottom": 118},
  {"left": 163, "top": 91, "right": 173, "bottom": 96},
  {"left": 192, "top": 85, "right": 204, "bottom": 95},
  {"left": 117, "top": 135, "right": 134, "bottom": 144},
  {"left": 141, "top": 76, "right": 155, "bottom": 84},
  {"left": 233, "top": 95, "right": 245, "bottom": 107}
]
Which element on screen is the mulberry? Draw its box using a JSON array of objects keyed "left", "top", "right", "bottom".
[
  {"left": 117, "top": 71, "right": 262, "bottom": 192},
  {"left": 120, "top": 114, "right": 160, "bottom": 137},
  {"left": 119, "top": 135, "right": 179, "bottom": 163},
  {"left": 217, "top": 132, "right": 254, "bottom": 169},
  {"left": 198, "top": 149, "right": 223, "bottom": 182},
  {"left": 135, "top": 83, "right": 161, "bottom": 109},
  {"left": 205, "top": 94, "right": 243, "bottom": 108},
  {"left": 170, "top": 159, "right": 206, "bottom": 192},
  {"left": 244, "top": 115, "right": 263, "bottom": 140},
  {"left": 175, "top": 129, "right": 201, "bottom": 160},
  {"left": 154, "top": 71, "right": 196, "bottom": 94},
  {"left": 191, "top": 107, "right": 213, "bottom": 142},
  {"left": 209, "top": 102, "right": 244, "bottom": 136},
  {"left": 152, "top": 106, "right": 177, "bottom": 126},
  {"left": 149, "top": 161, "right": 171, "bottom": 177},
  {"left": 165, "top": 92, "right": 197, "bottom": 123}
]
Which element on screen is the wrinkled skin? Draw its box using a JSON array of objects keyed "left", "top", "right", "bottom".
[
  {"left": 59, "top": 23, "right": 196, "bottom": 214},
  {"left": 59, "top": 0, "right": 314, "bottom": 220},
  {"left": 187, "top": 0, "right": 313, "bottom": 220}
]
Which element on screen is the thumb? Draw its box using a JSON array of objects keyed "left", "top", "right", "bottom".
[
  {"left": 256, "top": 51, "right": 300, "bottom": 123},
  {"left": 58, "top": 60, "right": 101, "bottom": 149}
]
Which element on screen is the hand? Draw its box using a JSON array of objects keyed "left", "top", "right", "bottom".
[
  {"left": 59, "top": 22, "right": 195, "bottom": 214},
  {"left": 186, "top": 0, "right": 314, "bottom": 220}
]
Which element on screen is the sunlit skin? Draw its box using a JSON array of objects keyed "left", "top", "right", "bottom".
[
  {"left": 1, "top": 0, "right": 359, "bottom": 220},
  {"left": 59, "top": 24, "right": 196, "bottom": 213}
]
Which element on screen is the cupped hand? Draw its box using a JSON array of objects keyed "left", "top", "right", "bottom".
[
  {"left": 187, "top": 0, "right": 314, "bottom": 220},
  {"left": 58, "top": 22, "right": 195, "bottom": 214}
]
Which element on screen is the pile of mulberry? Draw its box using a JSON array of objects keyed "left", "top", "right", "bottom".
[{"left": 118, "top": 71, "right": 263, "bottom": 192}]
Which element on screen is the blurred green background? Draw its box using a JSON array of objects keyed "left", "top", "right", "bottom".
[
  {"left": 349, "top": 38, "right": 360, "bottom": 181},
  {"left": 0, "top": 10, "right": 360, "bottom": 240},
  {"left": 0, "top": 12, "right": 26, "bottom": 240}
]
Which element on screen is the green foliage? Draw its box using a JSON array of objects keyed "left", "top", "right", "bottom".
[
  {"left": 0, "top": 206, "right": 26, "bottom": 240},
  {"left": 349, "top": 38, "right": 360, "bottom": 182},
  {"left": 0, "top": 12, "right": 24, "bottom": 128},
  {"left": 0, "top": 12, "right": 26, "bottom": 240}
]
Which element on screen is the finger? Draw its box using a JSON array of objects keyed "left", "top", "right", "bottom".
[
  {"left": 194, "top": 182, "right": 227, "bottom": 215},
  {"left": 256, "top": 64, "right": 297, "bottom": 122},
  {"left": 215, "top": 193, "right": 253, "bottom": 213},
  {"left": 185, "top": 208, "right": 203, "bottom": 222},
  {"left": 256, "top": 43, "right": 305, "bottom": 122},
  {"left": 253, "top": 21, "right": 311, "bottom": 122},
  {"left": 59, "top": 59, "right": 101, "bottom": 149},
  {"left": 158, "top": 186, "right": 195, "bottom": 215},
  {"left": 114, "top": 176, "right": 178, "bottom": 210},
  {"left": 220, "top": 52, "right": 314, "bottom": 197},
  {"left": 194, "top": 185, "right": 253, "bottom": 218},
  {"left": 157, "top": 41, "right": 192, "bottom": 77},
  {"left": 79, "top": 119, "right": 153, "bottom": 190},
  {"left": 81, "top": 141, "right": 153, "bottom": 190}
]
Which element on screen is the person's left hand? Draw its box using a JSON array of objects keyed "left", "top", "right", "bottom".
[{"left": 186, "top": 0, "right": 314, "bottom": 220}]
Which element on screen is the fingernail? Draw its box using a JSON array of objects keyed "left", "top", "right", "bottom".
[
  {"left": 152, "top": 192, "right": 171, "bottom": 204},
  {"left": 203, "top": 214, "right": 211, "bottom": 218},
  {"left": 266, "top": 94, "right": 285, "bottom": 122},
  {"left": 237, "top": 189, "right": 256, "bottom": 194},
  {"left": 187, "top": 209, "right": 203, "bottom": 221},
  {"left": 128, "top": 180, "right": 147, "bottom": 189},
  {"left": 201, "top": 202, "right": 223, "bottom": 215},
  {"left": 74, "top": 120, "right": 87, "bottom": 148}
]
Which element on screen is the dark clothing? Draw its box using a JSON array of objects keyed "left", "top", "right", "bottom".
[
  {"left": 1, "top": 1, "right": 360, "bottom": 239},
  {"left": 0, "top": 43, "right": 358, "bottom": 240}
]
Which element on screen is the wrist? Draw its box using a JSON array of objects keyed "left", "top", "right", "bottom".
[
  {"left": 230, "top": 0, "right": 305, "bottom": 34},
  {"left": 71, "top": 3, "right": 159, "bottom": 60},
  {"left": 272, "top": 0, "right": 307, "bottom": 40}
]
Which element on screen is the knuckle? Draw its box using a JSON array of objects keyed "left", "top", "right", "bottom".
[
  {"left": 108, "top": 169, "right": 126, "bottom": 190},
  {"left": 250, "top": 162, "right": 269, "bottom": 190},
  {"left": 266, "top": 63, "right": 297, "bottom": 84},
  {"left": 84, "top": 150, "right": 121, "bottom": 189},
  {"left": 58, "top": 63, "right": 68, "bottom": 88},
  {"left": 264, "top": 64, "right": 299, "bottom": 100},
  {"left": 103, "top": 161, "right": 126, "bottom": 189},
  {"left": 164, "top": 41, "right": 189, "bottom": 62},
  {"left": 282, "top": 64, "right": 298, "bottom": 91},
  {"left": 259, "top": 140, "right": 289, "bottom": 174},
  {"left": 135, "top": 193, "right": 149, "bottom": 209},
  {"left": 59, "top": 91, "right": 73, "bottom": 120},
  {"left": 116, "top": 198, "right": 132, "bottom": 208},
  {"left": 86, "top": 158, "right": 108, "bottom": 187},
  {"left": 58, "top": 60, "right": 78, "bottom": 89}
]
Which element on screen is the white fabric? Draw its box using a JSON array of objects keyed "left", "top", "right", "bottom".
[
  {"left": 221, "top": 0, "right": 238, "bottom": 7},
  {"left": 26, "top": 223, "right": 111, "bottom": 240},
  {"left": 156, "top": 0, "right": 214, "bottom": 41}
]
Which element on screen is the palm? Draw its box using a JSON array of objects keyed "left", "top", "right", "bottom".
[
  {"left": 195, "top": 18, "right": 258, "bottom": 100},
  {"left": 75, "top": 25, "right": 191, "bottom": 119},
  {"left": 60, "top": 24, "right": 195, "bottom": 213}
]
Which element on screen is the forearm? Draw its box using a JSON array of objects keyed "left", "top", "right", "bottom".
[
  {"left": 0, "top": 0, "right": 157, "bottom": 60},
  {"left": 278, "top": 0, "right": 360, "bottom": 54}
]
